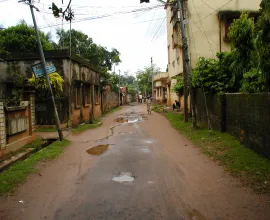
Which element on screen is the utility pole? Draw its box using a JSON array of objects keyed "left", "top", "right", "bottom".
[
  {"left": 177, "top": 0, "right": 196, "bottom": 127},
  {"left": 27, "top": 0, "right": 63, "bottom": 140},
  {"left": 118, "top": 70, "right": 121, "bottom": 106},
  {"left": 151, "top": 57, "right": 154, "bottom": 99}
]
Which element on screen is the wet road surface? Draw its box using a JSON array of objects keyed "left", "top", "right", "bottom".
[{"left": 1, "top": 104, "right": 270, "bottom": 220}]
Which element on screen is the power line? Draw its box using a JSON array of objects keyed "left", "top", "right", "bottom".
[
  {"left": 194, "top": 0, "right": 233, "bottom": 24},
  {"left": 151, "top": 17, "right": 166, "bottom": 42},
  {"left": 200, "top": 0, "right": 216, "bottom": 11},
  {"left": 38, "top": 5, "right": 164, "bottom": 29},
  {"left": 145, "top": 8, "right": 157, "bottom": 37},
  {"left": 191, "top": 0, "right": 214, "bottom": 56}
]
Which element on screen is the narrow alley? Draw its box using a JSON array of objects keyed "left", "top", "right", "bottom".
[{"left": 0, "top": 104, "right": 270, "bottom": 220}]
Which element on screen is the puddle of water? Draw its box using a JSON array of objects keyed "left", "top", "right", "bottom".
[
  {"left": 112, "top": 172, "right": 135, "bottom": 183},
  {"left": 86, "top": 145, "right": 109, "bottom": 155},
  {"left": 145, "top": 140, "right": 153, "bottom": 144},
  {"left": 141, "top": 149, "right": 150, "bottom": 153},
  {"left": 128, "top": 119, "right": 139, "bottom": 123},
  {"left": 114, "top": 118, "right": 128, "bottom": 123}
]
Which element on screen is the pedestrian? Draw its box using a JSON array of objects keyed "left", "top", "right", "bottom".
[
  {"left": 146, "top": 95, "right": 152, "bottom": 115},
  {"left": 139, "top": 94, "right": 143, "bottom": 104}
]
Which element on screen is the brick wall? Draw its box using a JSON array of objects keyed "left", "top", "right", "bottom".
[{"left": 195, "top": 90, "right": 270, "bottom": 158}]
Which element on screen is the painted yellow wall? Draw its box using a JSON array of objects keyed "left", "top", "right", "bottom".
[
  {"left": 165, "top": 0, "right": 260, "bottom": 107},
  {"left": 187, "top": 0, "right": 261, "bottom": 68}
]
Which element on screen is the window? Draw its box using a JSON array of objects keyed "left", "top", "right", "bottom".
[
  {"left": 84, "top": 84, "right": 90, "bottom": 105},
  {"left": 94, "top": 86, "right": 99, "bottom": 104},
  {"left": 177, "top": 58, "right": 180, "bottom": 65},
  {"left": 224, "top": 17, "right": 235, "bottom": 41},
  {"left": 172, "top": 61, "right": 175, "bottom": 67}
]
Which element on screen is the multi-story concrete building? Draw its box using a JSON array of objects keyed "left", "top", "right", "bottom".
[{"left": 165, "top": 0, "right": 261, "bottom": 108}]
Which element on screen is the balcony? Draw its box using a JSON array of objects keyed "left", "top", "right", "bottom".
[{"left": 153, "top": 72, "right": 169, "bottom": 82}]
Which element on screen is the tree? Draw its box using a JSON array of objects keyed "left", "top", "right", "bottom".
[
  {"left": 0, "top": 23, "right": 53, "bottom": 58},
  {"left": 257, "top": 0, "right": 270, "bottom": 91},
  {"left": 191, "top": 52, "right": 233, "bottom": 93},
  {"left": 173, "top": 75, "right": 184, "bottom": 96},
  {"left": 56, "top": 29, "right": 121, "bottom": 73},
  {"left": 228, "top": 12, "right": 255, "bottom": 89},
  {"left": 136, "top": 65, "right": 160, "bottom": 96},
  {"left": 28, "top": 72, "right": 64, "bottom": 99}
]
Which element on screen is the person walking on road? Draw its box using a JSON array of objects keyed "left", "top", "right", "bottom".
[
  {"left": 146, "top": 93, "right": 152, "bottom": 115},
  {"left": 139, "top": 94, "right": 143, "bottom": 104}
]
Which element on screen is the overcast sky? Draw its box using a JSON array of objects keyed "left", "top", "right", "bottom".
[{"left": 0, "top": 0, "right": 168, "bottom": 75}]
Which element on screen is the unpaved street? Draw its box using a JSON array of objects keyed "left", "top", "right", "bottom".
[{"left": 0, "top": 104, "right": 270, "bottom": 220}]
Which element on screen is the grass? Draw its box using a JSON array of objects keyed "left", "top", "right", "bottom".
[
  {"left": 164, "top": 112, "right": 270, "bottom": 194},
  {"left": 103, "top": 106, "right": 122, "bottom": 116},
  {"left": 72, "top": 120, "right": 102, "bottom": 134},
  {"left": 0, "top": 139, "right": 44, "bottom": 164},
  {"left": 35, "top": 127, "right": 57, "bottom": 132},
  {"left": 0, "top": 139, "right": 70, "bottom": 195},
  {"left": 152, "top": 103, "right": 166, "bottom": 113}
]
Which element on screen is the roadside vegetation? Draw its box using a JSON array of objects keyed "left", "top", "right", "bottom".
[
  {"left": 0, "top": 139, "right": 70, "bottom": 195},
  {"left": 153, "top": 107, "right": 270, "bottom": 193},
  {"left": 72, "top": 120, "right": 102, "bottom": 134},
  {"left": 102, "top": 106, "right": 122, "bottom": 116},
  {"left": 35, "top": 127, "right": 57, "bottom": 132}
]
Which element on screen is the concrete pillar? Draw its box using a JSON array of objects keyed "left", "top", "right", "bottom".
[
  {"left": 29, "top": 93, "right": 35, "bottom": 132},
  {"left": 0, "top": 102, "right": 6, "bottom": 150}
]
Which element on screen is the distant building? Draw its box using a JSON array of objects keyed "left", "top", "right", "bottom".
[{"left": 153, "top": 72, "right": 168, "bottom": 103}]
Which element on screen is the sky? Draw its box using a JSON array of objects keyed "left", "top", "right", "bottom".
[{"left": 0, "top": 0, "right": 168, "bottom": 75}]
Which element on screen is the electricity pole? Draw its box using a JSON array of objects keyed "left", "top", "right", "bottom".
[
  {"left": 26, "top": 0, "right": 63, "bottom": 140},
  {"left": 177, "top": 0, "right": 196, "bottom": 127},
  {"left": 151, "top": 57, "right": 154, "bottom": 99},
  {"left": 118, "top": 70, "right": 121, "bottom": 106}
]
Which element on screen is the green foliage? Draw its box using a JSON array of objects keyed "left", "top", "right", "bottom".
[
  {"left": 173, "top": 75, "right": 184, "bottom": 96},
  {"left": 240, "top": 68, "right": 264, "bottom": 93},
  {"left": 56, "top": 29, "right": 121, "bottom": 74},
  {"left": 0, "top": 24, "right": 53, "bottom": 57},
  {"left": 191, "top": 52, "right": 233, "bottom": 93},
  {"left": 0, "top": 139, "right": 70, "bottom": 195},
  {"left": 228, "top": 12, "right": 255, "bottom": 88},
  {"left": 72, "top": 120, "right": 102, "bottom": 133},
  {"left": 257, "top": 0, "right": 270, "bottom": 91},
  {"left": 136, "top": 65, "right": 160, "bottom": 96},
  {"left": 28, "top": 72, "right": 64, "bottom": 99},
  {"left": 165, "top": 112, "right": 270, "bottom": 193}
]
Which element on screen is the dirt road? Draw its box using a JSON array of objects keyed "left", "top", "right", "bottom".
[{"left": 1, "top": 104, "right": 270, "bottom": 220}]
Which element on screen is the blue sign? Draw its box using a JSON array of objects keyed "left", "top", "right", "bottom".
[{"left": 32, "top": 61, "right": 56, "bottom": 78}]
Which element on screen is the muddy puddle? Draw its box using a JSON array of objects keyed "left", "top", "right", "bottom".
[
  {"left": 114, "top": 118, "right": 128, "bottom": 123},
  {"left": 86, "top": 145, "right": 109, "bottom": 155}
]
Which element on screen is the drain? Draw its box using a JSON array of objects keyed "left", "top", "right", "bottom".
[
  {"left": 112, "top": 172, "right": 135, "bottom": 183},
  {"left": 86, "top": 145, "right": 109, "bottom": 155}
]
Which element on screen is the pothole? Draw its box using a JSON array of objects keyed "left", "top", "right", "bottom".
[
  {"left": 86, "top": 145, "right": 109, "bottom": 155},
  {"left": 112, "top": 172, "right": 135, "bottom": 183},
  {"left": 114, "top": 118, "right": 128, "bottom": 123}
]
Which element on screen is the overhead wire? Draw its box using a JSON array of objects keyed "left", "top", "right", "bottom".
[
  {"left": 189, "top": 6, "right": 212, "bottom": 132},
  {"left": 38, "top": 5, "right": 164, "bottom": 29},
  {"left": 194, "top": 0, "right": 233, "bottom": 24},
  {"left": 191, "top": 0, "right": 214, "bottom": 56},
  {"left": 151, "top": 17, "right": 166, "bottom": 42}
]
